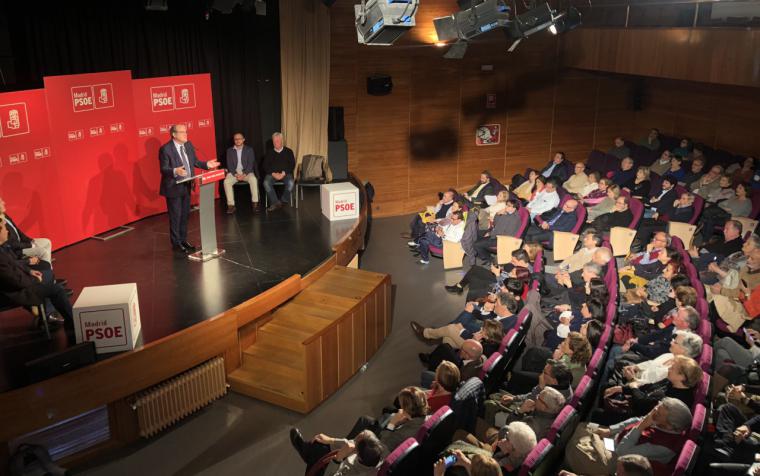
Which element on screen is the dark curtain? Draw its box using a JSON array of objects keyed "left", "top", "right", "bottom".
[{"left": 1, "top": 0, "right": 281, "bottom": 159}]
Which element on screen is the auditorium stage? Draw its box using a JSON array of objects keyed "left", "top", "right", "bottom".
[{"left": 0, "top": 188, "right": 359, "bottom": 392}]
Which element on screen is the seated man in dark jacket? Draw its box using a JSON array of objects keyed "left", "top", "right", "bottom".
[
  {"left": 0, "top": 219, "right": 73, "bottom": 337},
  {"left": 540, "top": 152, "right": 569, "bottom": 182},
  {"left": 463, "top": 170, "right": 496, "bottom": 208},
  {"left": 591, "top": 195, "right": 633, "bottom": 235},
  {"left": 524, "top": 199, "right": 579, "bottom": 246}
]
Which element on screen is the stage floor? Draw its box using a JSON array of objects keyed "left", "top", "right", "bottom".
[{"left": 0, "top": 188, "right": 358, "bottom": 392}]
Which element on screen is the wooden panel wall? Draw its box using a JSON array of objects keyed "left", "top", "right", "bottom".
[
  {"left": 330, "top": 3, "right": 760, "bottom": 216},
  {"left": 561, "top": 29, "right": 760, "bottom": 89}
]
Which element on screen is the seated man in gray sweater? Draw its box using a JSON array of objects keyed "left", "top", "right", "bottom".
[{"left": 473, "top": 198, "right": 522, "bottom": 263}]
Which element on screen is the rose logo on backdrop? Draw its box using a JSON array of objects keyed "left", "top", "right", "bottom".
[
  {"left": 174, "top": 84, "right": 196, "bottom": 109},
  {"left": 150, "top": 84, "right": 197, "bottom": 112},
  {"left": 0, "top": 103, "right": 31, "bottom": 138},
  {"left": 71, "top": 83, "right": 114, "bottom": 112}
]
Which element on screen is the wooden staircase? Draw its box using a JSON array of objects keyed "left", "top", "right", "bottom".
[{"left": 228, "top": 266, "right": 392, "bottom": 413}]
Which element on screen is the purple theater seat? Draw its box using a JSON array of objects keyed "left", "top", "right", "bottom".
[
  {"left": 570, "top": 203, "right": 586, "bottom": 234},
  {"left": 498, "top": 329, "right": 518, "bottom": 354},
  {"left": 672, "top": 440, "right": 699, "bottom": 476},
  {"left": 517, "top": 438, "right": 553, "bottom": 476},
  {"left": 586, "top": 150, "right": 608, "bottom": 173},
  {"left": 305, "top": 450, "right": 339, "bottom": 476},
  {"left": 598, "top": 327, "right": 613, "bottom": 349},
  {"left": 569, "top": 375, "right": 592, "bottom": 408},
  {"left": 694, "top": 373, "right": 710, "bottom": 408},
  {"left": 533, "top": 250, "right": 543, "bottom": 274},
  {"left": 671, "top": 235, "right": 685, "bottom": 251},
  {"left": 696, "top": 296, "right": 709, "bottom": 320},
  {"left": 699, "top": 344, "right": 713, "bottom": 373},
  {"left": 516, "top": 207, "right": 530, "bottom": 238},
  {"left": 479, "top": 352, "right": 503, "bottom": 380},
  {"left": 514, "top": 307, "right": 531, "bottom": 330},
  {"left": 649, "top": 172, "right": 662, "bottom": 197},
  {"left": 416, "top": 406, "right": 453, "bottom": 443},
  {"left": 547, "top": 405, "right": 577, "bottom": 441},
  {"left": 415, "top": 406, "right": 456, "bottom": 469},
  {"left": 688, "top": 194, "right": 704, "bottom": 225},
  {"left": 490, "top": 176, "right": 508, "bottom": 195},
  {"left": 377, "top": 438, "right": 420, "bottom": 476},
  {"left": 628, "top": 196, "right": 644, "bottom": 228},
  {"left": 750, "top": 190, "right": 760, "bottom": 219},
  {"left": 689, "top": 404, "right": 706, "bottom": 441},
  {"left": 585, "top": 348, "right": 606, "bottom": 378}
]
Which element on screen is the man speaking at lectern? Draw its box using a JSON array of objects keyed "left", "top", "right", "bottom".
[{"left": 159, "top": 124, "right": 219, "bottom": 254}]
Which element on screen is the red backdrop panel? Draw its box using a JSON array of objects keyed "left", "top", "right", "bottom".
[
  {"left": 132, "top": 73, "right": 217, "bottom": 214},
  {"left": 0, "top": 89, "right": 65, "bottom": 245},
  {"left": 44, "top": 71, "right": 140, "bottom": 246}
]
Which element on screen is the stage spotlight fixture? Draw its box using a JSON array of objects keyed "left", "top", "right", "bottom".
[
  {"left": 550, "top": 6, "right": 582, "bottom": 34},
  {"left": 433, "top": 0, "right": 510, "bottom": 42},
  {"left": 507, "top": 2, "right": 554, "bottom": 39},
  {"left": 144, "top": 0, "right": 169, "bottom": 11},
  {"left": 354, "top": 0, "right": 419, "bottom": 46}
]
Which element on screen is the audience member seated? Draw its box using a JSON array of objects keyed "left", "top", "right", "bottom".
[
  {"left": 563, "top": 162, "right": 590, "bottom": 196},
  {"left": 730, "top": 156, "right": 756, "bottom": 185},
  {"left": 596, "top": 355, "right": 702, "bottom": 425},
  {"left": 582, "top": 177, "right": 612, "bottom": 207},
  {"left": 524, "top": 199, "right": 579, "bottom": 246},
  {"left": 681, "top": 156, "right": 706, "bottom": 187},
  {"left": 559, "top": 454, "right": 654, "bottom": 476},
  {"left": 442, "top": 421, "right": 537, "bottom": 475},
  {"left": 691, "top": 219, "right": 744, "bottom": 267},
  {"left": 635, "top": 192, "right": 694, "bottom": 246},
  {"left": 545, "top": 228, "right": 601, "bottom": 275},
  {"left": 409, "top": 210, "right": 466, "bottom": 264},
  {"left": 406, "top": 189, "right": 458, "bottom": 241},
  {"left": 484, "top": 359, "right": 574, "bottom": 428},
  {"left": 609, "top": 136, "right": 631, "bottom": 160},
  {"left": 688, "top": 143, "right": 706, "bottom": 163},
  {"left": 714, "top": 324, "right": 760, "bottom": 369},
  {"left": 691, "top": 165, "right": 724, "bottom": 199},
  {"left": 590, "top": 195, "right": 633, "bottom": 235},
  {"left": 520, "top": 332, "right": 592, "bottom": 387},
  {"left": 709, "top": 387, "right": 760, "bottom": 468},
  {"left": 666, "top": 155, "right": 686, "bottom": 182},
  {"left": 586, "top": 184, "right": 621, "bottom": 222},
  {"left": 639, "top": 128, "right": 661, "bottom": 152},
  {"left": 540, "top": 152, "right": 569, "bottom": 182},
  {"left": 433, "top": 453, "right": 502, "bottom": 476},
  {"left": 622, "top": 258, "right": 680, "bottom": 306},
  {"left": 0, "top": 218, "right": 73, "bottom": 339},
  {"left": 512, "top": 170, "right": 538, "bottom": 202},
  {"left": 262, "top": 132, "right": 296, "bottom": 211},
  {"left": 544, "top": 296, "right": 605, "bottom": 354},
  {"left": 612, "top": 157, "right": 636, "bottom": 189},
  {"left": 445, "top": 248, "right": 533, "bottom": 299},
  {"left": 619, "top": 232, "right": 672, "bottom": 286},
  {"left": 644, "top": 175, "right": 677, "bottom": 218},
  {"left": 477, "top": 191, "right": 510, "bottom": 231},
  {"left": 412, "top": 293, "right": 518, "bottom": 350},
  {"left": 0, "top": 196, "right": 53, "bottom": 266},
  {"left": 709, "top": 249, "right": 760, "bottom": 335},
  {"left": 563, "top": 399, "right": 692, "bottom": 476},
  {"left": 417, "top": 323, "right": 503, "bottom": 382},
  {"left": 291, "top": 429, "right": 385, "bottom": 476},
  {"left": 700, "top": 233, "right": 759, "bottom": 285},
  {"left": 580, "top": 171, "right": 601, "bottom": 199},
  {"left": 488, "top": 386, "right": 566, "bottom": 440},
  {"left": 698, "top": 183, "right": 752, "bottom": 243},
  {"left": 526, "top": 178, "right": 560, "bottom": 220},
  {"left": 427, "top": 361, "right": 461, "bottom": 412},
  {"left": 609, "top": 330, "right": 703, "bottom": 388},
  {"left": 415, "top": 339, "right": 486, "bottom": 385},
  {"left": 473, "top": 198, "right": 521, "bottom": 263},
  {"left": 548, "top": 249, "right": 612, "bottom": 293},
  {"left": 670, "top": 139, "right": 690, "bottom": 159},
  {"left": 705, "top": 174, "right": 735, "bottom": 205},
  {"left": 650, "top": 150, "right": 673, "bottom": 176},
  {"left": 623, "top": 166, "right": 652, "bottom": 202},
  {"left": 463, "top": 171, "right": 496, "bottom": 208}
]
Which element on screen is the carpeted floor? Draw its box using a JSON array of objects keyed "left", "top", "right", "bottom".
[{"left": 76, "top": 214, "right": 469, "bottom": 476}]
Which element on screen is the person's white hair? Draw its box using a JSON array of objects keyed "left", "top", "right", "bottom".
[
  {"left": 661, "top": 397, "right": 692, "bottom": 432},
  {"left": 584, "top": 262, "right": 603, "bottom": 277},
  {"left": 272, "top": 131, "right": 283, "bottom": 139},
  {"left": 594, "top": 247, "right": 613, "bottom": 264},
  {"left": 539, "top": 386, "right": 565, "bottom": 414},
  {"left": 680, "top": 306, "right": 700, "bottom": 331},
  {"left": 674, "top": 330, "right": 703, "bottom": 358},
  {"left": 504, "top": 421, "right": 537, "bottom": 459}
]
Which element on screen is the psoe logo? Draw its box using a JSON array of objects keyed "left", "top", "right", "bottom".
[
  {"left": 174, "top": 84, "right": 196, "bottom": 110},
  {"left": 0, "top": 102, "right": 31, "bottom": 138},
  {"left": 149, "top": 84, "right": 197, "bottom": 112},
  {"left": 71, "top": 83, "right": 115, "bottom": 112},
  {"left": 8, "top": 152, "right": 28, "bottom": 165}
]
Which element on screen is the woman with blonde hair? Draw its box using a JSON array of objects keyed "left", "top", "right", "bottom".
[
  {"left": 427, "top": 361, "right": 461, "bottom": 412},
  {"left": 513, "top": 170, "right": 538, "bottom": 202},
  {"left": 586, "top": 183, "right": 621, "bottom": 222}
]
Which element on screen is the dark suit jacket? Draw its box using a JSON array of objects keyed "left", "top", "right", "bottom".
[
  {"left": 540, "top": 207, "right": 577, "bottom": 232},
  {"left": 541, "top": 160, "right": 569, "bottom": 182},
  {"left": 467, "top": 181, "right": 495, "bottom": 205},
  {"left": 379, "top": 417, "right": 425, "bottom": 452},
  {"left": 225, "top": 145, "right": 257, "bottom": 177},
  {"left": 0, "top": 245, "right": 41, "bottom": 306},
  {"left": 159, "top": 140, "right": 210, "bottom": 198},
  {"left": 3, "top": 215, "right": 33, "bottom": 257},
  {"left": 593, "top": 209, "right": 634, "bottom": 234},
  {"left": 649, "top": 188, "right": 677, "bottom": 216}
]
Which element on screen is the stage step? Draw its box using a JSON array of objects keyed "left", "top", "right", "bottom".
[{"left": 230, "top": 265, "right": 391, "bottom": 413}]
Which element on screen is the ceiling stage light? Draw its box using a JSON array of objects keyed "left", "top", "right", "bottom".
[{"left": 354, "top": 0, "right": 420, "bottom": 45}]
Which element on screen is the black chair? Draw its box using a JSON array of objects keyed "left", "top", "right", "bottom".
[{"left": 294, "top": 154, "right": 327, "bottom": 208}]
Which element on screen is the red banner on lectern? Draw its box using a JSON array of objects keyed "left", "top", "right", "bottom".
[
  {"left": 44, "top": 70, "right": 140, "bottom": 245},
  {"left": 132, "top": 74, "right": 217, "bottom": 213},
  {"left": 0, "top": 89, "right": 65, "bottom": 244}
]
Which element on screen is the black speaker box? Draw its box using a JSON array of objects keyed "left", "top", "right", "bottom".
[
  {"left": 367, "top": 75, "right": 393, "bottom": 96},
  {"left": 25, "top": 341, "right": 97, "bottom": 384},
  {"left": 328, "top": 106, "right": 345, "bottom": 141}
]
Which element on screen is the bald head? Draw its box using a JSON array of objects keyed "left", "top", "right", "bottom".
[
  {"left": 562, "top": 199, "right": 579, "bottom": 213},
  {"left": 461, "top": 339, "right": 483, "bottom": 361}
]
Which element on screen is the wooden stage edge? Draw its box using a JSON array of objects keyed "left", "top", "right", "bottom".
[{"left": 0, "top": 173, "right": 387, "bottom": 471}]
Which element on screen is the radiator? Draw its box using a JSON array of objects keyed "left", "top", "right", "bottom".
[{"left": 132, "top": 357, "right": 228, "bottom": 438}]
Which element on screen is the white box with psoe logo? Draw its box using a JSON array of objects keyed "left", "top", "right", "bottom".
[
  {"left": 73, "top": 283, "right": 142, "bottom": 354},
  {"left": 320, "top": 182, "right": 359, "bottom": 221}
]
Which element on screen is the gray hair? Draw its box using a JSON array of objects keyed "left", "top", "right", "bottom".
[
  {"left": 594, "top": 247, "right": 613, "bottom": 265},
  {"left": 539, "top": 386, "right": 565, "bottom": 414},
  {"left": 583, "top": 262, "right": 603, "bottom": 277},
  {"left": 748, "top": 234, "right": 760, "bottom": 251},
  {"left": 681, "top": 306, "right": 700, "bottom": 331},
  {"left": 674, "top": 330, "right": 703, "bottom": 358},
  {"left": 654, "top": 231, "right": 672, "bottom": 246},
  {"left": 272, "top": 131, "right": 283, "bottom": 139},
  {"left": 504, "top": 421, "right": 537, "bottom": 459},
  {"left": 661, "top": 397, "right": 692, "bottom": 432}
]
